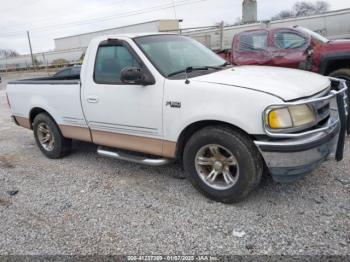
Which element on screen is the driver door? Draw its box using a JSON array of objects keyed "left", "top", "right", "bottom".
[
  {"left": 270, "top": 29, "right": 310, "bottom": 69},
  {"left": 82, "top": 39, "right": 164, "bottom": 156}
]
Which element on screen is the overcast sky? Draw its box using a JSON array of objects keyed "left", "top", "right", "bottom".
[{"left": 0, "top": 0, "right": 349, "bottom": 54}]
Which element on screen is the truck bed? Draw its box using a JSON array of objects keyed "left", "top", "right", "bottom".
[{"left": 6, "top": 78, "right": 87, "bottom": 132}]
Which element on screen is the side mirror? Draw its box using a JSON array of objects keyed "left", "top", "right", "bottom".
[{"left": 121, "top": 67, "right": 151, "bottom": 85}]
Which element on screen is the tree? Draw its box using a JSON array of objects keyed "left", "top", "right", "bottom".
[
  {"left": 0, "top": 49, "right": 19, "bottom": 58},
  {"left": 293, "top": 1, "right": 317, "bottom": 16},
  {"left": 271, "top": 1, "right": 330, "bottom": 20},
  {"left": 314, "top": 1, "right": 330, "bottom": 13},
  {"left": 272, "top": 10, "right": 294, "bottom": 20}
]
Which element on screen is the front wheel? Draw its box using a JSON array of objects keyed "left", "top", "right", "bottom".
[
  {"left": 33, "top": 113, "right": 72, "bottom": 159},
  {"left": 183, "top": 126, "right": 263, "bottom": 203}
]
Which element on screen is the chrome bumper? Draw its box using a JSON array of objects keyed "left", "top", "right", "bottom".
[
  {"left": 255, "top": 78, "right": 348, "bottom": 183},
  {"left": 255, "top": 117, "right": 339, "bottom": 182}
]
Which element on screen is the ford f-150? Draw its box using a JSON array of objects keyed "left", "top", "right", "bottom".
[{"left": 6, "top": 33, "right": 349, "bottom": 203}]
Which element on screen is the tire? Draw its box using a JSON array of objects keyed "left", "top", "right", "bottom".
[
  {"left": 329, "top": 68, "right": 350, "bottom": 85},
  {"left": 183, "top": 126, "right": 263, "bottom": 203},
  {"left": 33, "top": 113, "right": 72, "bottom": 159}
]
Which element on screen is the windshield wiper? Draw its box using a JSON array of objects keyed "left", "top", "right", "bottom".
[
  {"left": 168, "top": 66, "right": 221, "bottom": 77},
  {"left": 220, "top": 62, "right": 231, "bottom": 67}
]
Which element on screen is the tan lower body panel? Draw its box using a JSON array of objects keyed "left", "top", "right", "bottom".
[
  {"left": 162, "top": 140, "right": 177, "bottom": 158},
  {"left": 14, "top": 116, "right": 31, "bottom": 129},
  {"left": 13, "top": 117, "right": 176, "bottom": 158},
  {"left": 93, "top": 130, "right": 176, "bottom": 158},
  {"left": 91, "top": 130, "right": 176, "bottom": 157},
  {"left": 59, "top": 125, "right": 92, "bottom": 142}
]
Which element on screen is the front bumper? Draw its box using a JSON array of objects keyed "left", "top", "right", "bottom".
[
  {"left": 255, "top": 78, "right": 348, "bottom": 183},
  {"left": 255, "top": 117, "right": 339, "bottom": 182}
]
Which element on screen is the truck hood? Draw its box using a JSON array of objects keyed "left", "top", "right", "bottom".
[
  {"left": 324, "top": 39, "right": 350, "bottom": 52},
  {"left": 192, "top": 65, "right": 330, "bottom": 101}
]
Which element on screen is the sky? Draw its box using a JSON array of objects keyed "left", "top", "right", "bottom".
[{"left": 0, "top": 0, "right": 349, "bottom": 54}]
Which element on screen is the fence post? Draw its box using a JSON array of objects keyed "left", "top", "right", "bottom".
[{"left": 5, "top": 56, "right": 7, "bottom": 75}]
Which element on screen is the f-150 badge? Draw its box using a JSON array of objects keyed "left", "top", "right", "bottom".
[{"left": 166, "top": 101, "right": 181, "bottom": 108}]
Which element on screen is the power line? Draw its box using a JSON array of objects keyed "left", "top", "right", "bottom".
[
  {"left": 0, "top": 0, "right": 37, "bottom": 13},
  {"left": 0, "top": 0, "right": 209, "bottom": 37},
  {"left": 0, "top": 0, "right": 128, "bottom": 32}
]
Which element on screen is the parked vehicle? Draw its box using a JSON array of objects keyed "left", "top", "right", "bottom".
[
  {"left": 6, "top": 33, "right": 348, "bottom": 203},
  {"left": 53, "top": 66, "right": 81, "bottom": 79},
  {"left": 225, "top": 26, "right": 350, "bottom": 86}
]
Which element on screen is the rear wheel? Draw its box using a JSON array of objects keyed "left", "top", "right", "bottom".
[
  {"left": 33, "top": 113, "right": 72, "bottom": 159},
  {"left": 183, "top": 126, "right": 263, "bottom": 203}
]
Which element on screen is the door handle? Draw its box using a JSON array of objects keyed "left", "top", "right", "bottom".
[{"left": 87, "top": 96, "right": 99, "bottom": 103}]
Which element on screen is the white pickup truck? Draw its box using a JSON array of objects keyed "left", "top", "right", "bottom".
[{"left": 6, "top": 33, "right": 348, "bottom": 203}]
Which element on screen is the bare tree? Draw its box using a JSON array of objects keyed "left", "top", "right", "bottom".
[
  {"left": 314, "top": 1, "right": 330, "bottom": 13},
  {"left": 272, "top": 10, "right": 294, "bottom": 20},
  {"left": 271, "top": 1, "right": 330, "bottom": 20},
  {"left": 293, "top": 1, "right": 316, "bottom": 16},
  {"left": 0, "top": 49, "right": 19, "bottom": 58}
]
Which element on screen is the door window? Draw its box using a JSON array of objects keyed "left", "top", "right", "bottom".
[
  {"left": 94, "top": 45, "right": 141, "bottom": 84},
  {"left": 274, "top": 32, "right": 307, "bottom": 49},
  {"left": 238, "top": 31, "right": 268, "bottom": 51},
  {"left": 55, "top": 68, "right": 71, "bottom": 77}
]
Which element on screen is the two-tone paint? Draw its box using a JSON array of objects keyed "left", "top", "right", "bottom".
[{"left": 6, "top": 33, "right": 333, "bottom": 165}]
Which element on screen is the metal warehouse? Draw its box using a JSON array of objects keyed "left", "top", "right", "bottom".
[{"left": 54, "top": 19, "right": 181, "bottom": 50}]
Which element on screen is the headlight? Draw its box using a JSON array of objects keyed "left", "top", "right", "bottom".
[{"left": 266, "top": 104, "right": 316, "bottom": 130}]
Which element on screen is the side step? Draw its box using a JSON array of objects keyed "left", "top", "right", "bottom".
[{"left": 97, "top": 147, "right": 172, "bottom": 166}]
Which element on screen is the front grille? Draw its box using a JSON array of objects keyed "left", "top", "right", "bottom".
[
  {"left": 314, "top": 100, "right": 331, "bottom": 123},
  {"left": 310, "top": 88, "right": 331, "bottom": 128}
]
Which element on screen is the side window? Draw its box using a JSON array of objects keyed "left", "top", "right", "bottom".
[
  {"left": 94, "top": 45, "right": 141, "bottom": 84},
  {"left": 55, "top": 69, "right": 71, "bottom": 77},
  {"left": 274, "top": 32, "right": 307, "bottom": 49},
  {"left": 71, "top": 66, "right": 81, "bottom": 75},
  {"left": 239, "top": 31, "right": 268, "bottom": 51}
]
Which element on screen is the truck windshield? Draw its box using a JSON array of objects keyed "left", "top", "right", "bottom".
[
  {"left": 134, "top": 35, "right": 227, "bottom": 78},
  {"left": 297, "top": 27, "right": 330, "bottom": 43}
]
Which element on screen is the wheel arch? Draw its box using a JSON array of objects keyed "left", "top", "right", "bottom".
[
  {"left": 29, "top": 107, "right": 56, "bottom": 130},
  {"left": 319, "top": 55, "right": 350, "bottom": 76},
  {"left": 175, "top": 120, "right": 255, "bottom": 160}
]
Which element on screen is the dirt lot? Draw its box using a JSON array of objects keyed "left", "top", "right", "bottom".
[{"left": 0, "top": 72, "right": 349, "bottom": 256}]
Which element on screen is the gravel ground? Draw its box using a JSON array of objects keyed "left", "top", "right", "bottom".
[{"left": 0, "top": 73, "right": 349, "bottom": 256}]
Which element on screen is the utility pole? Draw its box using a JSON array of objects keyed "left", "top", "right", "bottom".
[
  {"left": 172, "top": 0, "right": 177, "bottom": 19},
  {"left": 27, "top": 31, "right": 36, "bottom": 71},
  {"left": 219, "top": 21, "right": 224, "bottom": 50}
]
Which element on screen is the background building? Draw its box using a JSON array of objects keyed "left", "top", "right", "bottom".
[{"left": 54, "top": 19, "right": 181, "bottom": 50}]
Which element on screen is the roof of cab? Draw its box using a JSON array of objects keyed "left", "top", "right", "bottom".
[{"left": 97, "top": 32, "right": 178, "bottom": 40}]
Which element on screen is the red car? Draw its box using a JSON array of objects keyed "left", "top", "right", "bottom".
[{"left": 220, "top": 26, "right": 350, "bottom": 84}]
